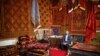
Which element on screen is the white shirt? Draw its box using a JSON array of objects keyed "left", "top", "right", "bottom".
[{"left": 65, "top": 35, "right": 68, "bottom": 42}]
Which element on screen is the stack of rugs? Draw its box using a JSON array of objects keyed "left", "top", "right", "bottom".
[
  {"left": 72, "top": 43, "right": 100, "bottom": 53},
  {"left": 32, "top": 42, "right": 49, "bottom": 49},
  {"left": 0, "top": 45, "right": 18, "bottom": 56}
]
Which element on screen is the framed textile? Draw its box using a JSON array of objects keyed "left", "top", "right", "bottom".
[
  {"left": 69, "top": 6, "right": 87, "bottom": 35},
  {"left": 74, "top": 35, "right": 85, "bottom": 43},
  {"left": 51, "top": 6, "right": 67, "bottom": 34},
  {"left": 52, "top": 8, "right": 65, "bottom": 25},
  {"left": 51, "top": 25, "right": 61, "bottom": 35}
]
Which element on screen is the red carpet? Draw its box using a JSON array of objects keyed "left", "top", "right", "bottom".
[{"left": 49, "top": 48, "right": 67, "bottom": 56}]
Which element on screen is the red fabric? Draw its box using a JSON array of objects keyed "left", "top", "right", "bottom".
[
  {"left": 49, "top": 48, "right": 67, "bottom": 56},
  {"left": 32, "top": 42, "right": 49, "bottom": 49},
  {"left": 79, "top": 0, "right": 86, "bottom": 8},
  {"left": 48, "top": 18, "right": 53, "bottom": 25},
  {"left": 85, "top": 5, "right": 96, "bottom": 43}
]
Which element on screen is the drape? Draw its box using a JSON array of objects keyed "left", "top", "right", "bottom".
[
  {"left": 85, "top": 4, "right": 96, "bottom": 43},
  {"left": 31, "top": 0, "right": 40, "bottom": 28}
]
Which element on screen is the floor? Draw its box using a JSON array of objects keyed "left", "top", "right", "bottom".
[
  {"left": 47, "top": 49, "right": 100, "bottom": 56},
  {"left": 18, "top": 48, "right": 100, "bottom": 56},
  {"left": 69, "top": 49, "right": 100, "bottom": 56}
]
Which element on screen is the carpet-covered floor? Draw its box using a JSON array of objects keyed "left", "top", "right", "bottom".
[
  {"left": 47, "top": 48, "right": 100, "bottom": 56},
  {"left": 18, "top": 50, "right": 100, "bottom": 56},
  {"left": 18, "top": 48, "right": 100, "bottom": 56},
  {"left": 48, "top": 48, "right": 100, "bottom": 56}
]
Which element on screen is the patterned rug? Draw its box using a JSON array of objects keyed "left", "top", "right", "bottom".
[{"left": 71, "top": 43, "right": 100, "bottom": 53}]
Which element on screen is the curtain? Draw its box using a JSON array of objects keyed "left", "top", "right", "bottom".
[
  {"left": 85, "top": 4, "right": 96, "bottom": 43},
  {"left": 31, "top": 0, "right": 40, "bottom": 28}
]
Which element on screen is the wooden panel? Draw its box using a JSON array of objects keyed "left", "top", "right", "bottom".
[{"left": 49, "top": 38, "right": 62, "bottom": 47}]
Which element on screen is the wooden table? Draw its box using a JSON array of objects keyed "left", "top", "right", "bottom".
[{"left": 49, "top": 35, "right": 62, "bottom": 47}]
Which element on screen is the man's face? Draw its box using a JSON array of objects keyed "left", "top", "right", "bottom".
[{"left": 66, "top": 31, "right": 69, "bottom": 34}]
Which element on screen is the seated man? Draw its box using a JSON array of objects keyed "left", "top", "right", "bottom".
[{"left": 61, "top": 31, "right": 73, "bottom": 55}]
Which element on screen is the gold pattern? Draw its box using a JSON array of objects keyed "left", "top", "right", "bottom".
[{"left": 0, "top": 0, "right": 34, "bottom": 38}]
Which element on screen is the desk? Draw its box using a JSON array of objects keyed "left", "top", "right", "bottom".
[{"left": 49, "top": 35, "right": 62, "bottom": 47}]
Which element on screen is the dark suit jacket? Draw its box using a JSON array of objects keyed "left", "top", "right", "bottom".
[{"left": 62, "top": 34, "right": 72, "bottom": 44}]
